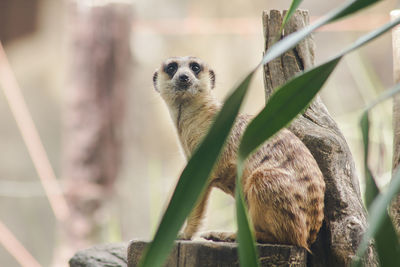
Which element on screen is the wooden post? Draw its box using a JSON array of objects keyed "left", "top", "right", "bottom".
[
  {"left": 61, "top": 0, "right": 132, "bottom": 260},
  {"left": 262, "top": 10, "right": 376, "bottom": 266},
  {"left": 128, "top": 240, "right": 306, "bottom": 267},
  {"left": 390, "top": 10, "right": 400, "bottom": 233}
]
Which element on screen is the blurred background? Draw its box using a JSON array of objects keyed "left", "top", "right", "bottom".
[{"left": 0, "top": 0, "right": 398, "bottom": 266}]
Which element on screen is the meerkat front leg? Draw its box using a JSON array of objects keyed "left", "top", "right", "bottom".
[{"left": 178, "top": 185, "right": 213, "bottom": 240}]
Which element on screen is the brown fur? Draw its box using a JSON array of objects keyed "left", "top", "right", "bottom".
[{"left": 153, "top": 56, "right": 325, "bottom": 251}]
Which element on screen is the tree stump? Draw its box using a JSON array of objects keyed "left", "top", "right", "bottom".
[
  {"left": 127, "top": 240, "right": 306, "bottom": 267},
  {"left": 262, "top": 10, "right": 376, "bottom": 266}
]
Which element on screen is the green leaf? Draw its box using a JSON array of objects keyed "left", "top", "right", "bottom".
[
  {"left": 280, "top": 0, "right": 304, "bottom": 35},
  {"left": 360, "top": 112, "right": 380, "bottom": 209},
  {"left": 240, "top": 16, "right": 400, "bottom": 161},
  {"left": 341, "top": 16, "right": 400, "bottom": 56},
  {"left": 236, "top": 162, "right": 259, "bottom": 267},
  {"left": 374, "top": 214, "right": 400, "bottom": 267},
  {"left": 331, "top": 0, "right": 380, "bottom": 23},
  {"left": 353, "top": 167, "right": 400, "bottom": 266},
  {"left": 360, "top": 82, "right": 400, "bottom": 210},
  {"left": 260, "top": 0, "right": 383, "bottom": 67},
  {"left": 353, "top": 83, "right": 400, "bottom": 266},
  {"left": 138, "top": 73, "right": 254, "bottom": 267},
  {"left": 365, "top": 82, "right": 400, "bottom": 111},
  {"left": 239, "top": 58, "right": 340, "bottom": 159}
]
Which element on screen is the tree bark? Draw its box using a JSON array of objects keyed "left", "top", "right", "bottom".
[
  {"left": 61, "top": 0, "right": 132, "bottom": 260},
  {"left": 262, "top": 10, "right": 376, "bottom": 266},
  {"left": 390, "top": 10, "right": 400, "bottom": 233}
]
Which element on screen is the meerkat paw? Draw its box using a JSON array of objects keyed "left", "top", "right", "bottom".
[
  {"left": 200, "top": 231, "right": 236, "bottom": 242},
  {"left": 177, "top": 232, "right": 192, "bottom": 240}
]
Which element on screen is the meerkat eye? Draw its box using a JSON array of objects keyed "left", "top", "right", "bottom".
[
  {"left": 190, "top": 62, "right": 201, "bottom": 74},
  {"left": 165, "top": 63, "right": 178, "bottom": 76}
]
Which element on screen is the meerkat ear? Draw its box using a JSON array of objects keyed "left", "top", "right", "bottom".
[
  {"left": 209, "top": 69, "right": 215, "bottom": 89},
  {"left": 153, "top": 71, "right": 159, "bottom": 92}
]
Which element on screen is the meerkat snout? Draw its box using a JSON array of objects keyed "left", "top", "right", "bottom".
[{"left": 174, "top": 71, "right": 193, "bottom": 90}]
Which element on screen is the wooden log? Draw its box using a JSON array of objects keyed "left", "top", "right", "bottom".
[
  {"left": 127, "top": 240, "right": 307, "bottom": 267},
  {"left": 262, "top": 10, "right": 376, "bottom": 266},
  {"left": 390, "top": 9, "right": 400, "bottom": 233}
]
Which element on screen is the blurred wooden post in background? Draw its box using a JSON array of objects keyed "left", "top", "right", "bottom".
[
  {"left": 61, "top": 0, "right": 132, "bottom": 260},
  {"left": 262, "top": 10, "right": 376, "bottom": 266},
  {"left": 390, "top": 10, "right": 400, "bottom": 233},
  {"left": 0, "top": 0, "right": 39, "bottom": 43}
]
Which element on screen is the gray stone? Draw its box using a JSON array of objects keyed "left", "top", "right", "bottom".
[{"left": 69, "top": 243, "right": 128, "bottom": 267}]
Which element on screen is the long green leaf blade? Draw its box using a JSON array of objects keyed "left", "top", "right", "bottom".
[
  {"left": 360, "top": 83, "right": 400, "bottom": 210},
  {"left": 239, "top": 58, "right": 340, "bottom": 159},
  {"left": 360, "top": 112, "right": 380, "bottom": 209},
  {"left": 240, "top": 16, "right": 400, "bottom": 161},
  {"left": 236, "top": 168, "right": 259, "bottom": 266},
  {"left": 353, "top": 83, "right": 400, "bottom": 266},
  {"left": 341, "top": 16, "right": 400, "bottom": 56},
  {"left": 138, "top": 73, "right": 254, "bottom": 267},
  {"left": 280, "top": 0, "right": 304, "bottom": 34},
  {"left": 353, "top": 168, "right": 400, "bottom": 266},
  {"left": 332, "top": 0, "right": 379, "bottom": 22},
  {"left": 259, "top": 0, "right": 383, "bottom": 67},
  {"left": 374, "top": 215, "right": 400, "bottom": 267},
  {"left": 365, "top": 82, "right": 400, "bottom": 111}
]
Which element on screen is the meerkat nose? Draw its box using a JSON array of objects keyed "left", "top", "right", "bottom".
[{"left": 179, "top": 74, "right": 189, "bottom": 82}]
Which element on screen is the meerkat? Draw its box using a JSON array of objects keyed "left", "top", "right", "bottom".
[{"left": 153, "top": 56, "right": 325, "bottom": 251}]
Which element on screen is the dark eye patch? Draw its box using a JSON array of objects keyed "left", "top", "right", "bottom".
[
  {"left": 190, "top": 62, "right": 202, "bottom": 75},
  {"left": 164, "top": 62, "right": 178, "bottom": 77}
]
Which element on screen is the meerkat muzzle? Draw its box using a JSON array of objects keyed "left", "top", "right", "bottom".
[{"left": 176, "top": 73, "right": 192, "bottom": 90}]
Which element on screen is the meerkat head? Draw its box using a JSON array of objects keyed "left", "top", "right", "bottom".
[{"left": 153, "top": 56, "right": 215, "bottom": 101}]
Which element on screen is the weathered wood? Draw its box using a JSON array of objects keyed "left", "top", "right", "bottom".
[
  {"left": 262, "top": 10, "right": 376, "bottom": 266},
  {"left": 390, "top": 10, "right": 400, "bottom": 233},
  {"left": 127, "top": 240, "right": 307, "bottom": 267},
  {"left": 61, "top": 0, "right": 132, "bottom": 259}
]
